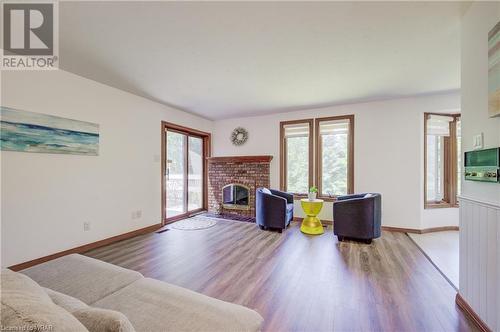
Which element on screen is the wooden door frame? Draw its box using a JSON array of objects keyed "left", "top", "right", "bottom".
[{"left": 161, "top": 121, "right": 211, "bottom": 225}]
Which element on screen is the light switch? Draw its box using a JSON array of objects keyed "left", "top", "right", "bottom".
[{"left": 473, "top": 133, "right": 483, "bottom": 150}]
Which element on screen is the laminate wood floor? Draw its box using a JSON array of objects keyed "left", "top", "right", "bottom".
[
  {"left": 408, "top": 231, "right": 459, "bottom": 289},
  {"left": 85, "top": 220, "right": 476, "bottom": 332}
]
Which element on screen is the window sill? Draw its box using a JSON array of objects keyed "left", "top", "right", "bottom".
[{"left": 425, "top": 202, "right": 459, "bottom": 209}]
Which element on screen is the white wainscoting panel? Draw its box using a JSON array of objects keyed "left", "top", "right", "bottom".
[{"left": 459, "top": 196, "right": 500, "bottom": 331}]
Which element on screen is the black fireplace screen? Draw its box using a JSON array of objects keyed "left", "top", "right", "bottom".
[{"left": 223, "top": 184, "right": 249, "bottom": 206}]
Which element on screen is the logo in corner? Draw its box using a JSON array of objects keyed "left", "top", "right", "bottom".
[{"left": 2, "top": 2, "right": 58, "bottom": 70}]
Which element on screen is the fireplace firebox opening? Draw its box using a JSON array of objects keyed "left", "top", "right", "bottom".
[{"left": 222, "top": 184, "right": 250, "bottom": 210}]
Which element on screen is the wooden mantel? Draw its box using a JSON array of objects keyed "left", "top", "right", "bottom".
[{"left": 207, "top": 155, "right": 273, "bottom": 163}]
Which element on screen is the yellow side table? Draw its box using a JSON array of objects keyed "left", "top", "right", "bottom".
[{"left": 300, "top": 198, "right": 324, "bottom": 235}]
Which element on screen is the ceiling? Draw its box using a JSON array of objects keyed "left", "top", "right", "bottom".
[{"left": 59, "top": 1, "right": 462, "bottom": 120}]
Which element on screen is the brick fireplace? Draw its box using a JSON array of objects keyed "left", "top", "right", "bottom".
[{"left": 207, "top": 155, "right": 273, "bottom": 218}]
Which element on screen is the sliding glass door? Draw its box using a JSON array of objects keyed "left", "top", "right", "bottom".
[
  {"left": 166, "top": 131, "right": 187, "bottom": 218},
  {"left": 164, "top": 124, "right": 208, "bottom": 221},
  {"left": 188, "top": 136, "right": 203, "bottom": 211}
]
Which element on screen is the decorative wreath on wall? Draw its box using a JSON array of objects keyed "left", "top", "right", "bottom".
[{"left": 230, "top": 127, "right": 248, "bottom": 146}]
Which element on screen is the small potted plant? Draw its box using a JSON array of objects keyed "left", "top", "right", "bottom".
[{"left": 308, "top": 186, "right": 318, "bottom": 201}]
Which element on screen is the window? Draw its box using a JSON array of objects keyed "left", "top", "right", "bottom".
[
  {"left": 316, "top": 116, "right": 354, "bottom": 197},
  {"left": 424, "top": 113, "right": 461, "bottom": 208},
  {"left": 279, "top": 116, "right": 354, "bottom": 199},
  {"left": 280, "top": 119, "right": 313, "bottom": 194},
  {"left": 456, "top": 119, "right": 461, "bottom": 198}
]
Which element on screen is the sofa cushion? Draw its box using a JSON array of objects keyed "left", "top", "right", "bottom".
[
  {"left": 73, "top": 307, "right": 136, "bottom": 332},
  {"left": 44, "top": 288, "right": 88, "bottom": 313},
  {"left": 1, "top": 269, "right": 88, "bottom": 332},
  {"left": 21, "top": 254, "right": 143, "bottom": 304},
  {"left": 43, "top": 287, "right": 135, "bottom": 331},
  {"left": 93, "top": 277, "right": 264, "bottom": 332}
]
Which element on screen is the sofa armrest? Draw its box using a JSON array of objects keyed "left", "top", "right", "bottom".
[
  {"left": 21, "top": 254, "right": 143, "bottom": 305},
  {"left": 270, "top": 189, "right": 293, "bottom": 204}
]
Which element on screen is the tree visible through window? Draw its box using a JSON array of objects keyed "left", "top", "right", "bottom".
[
  {"left": 286, "top": 135, "right": 309, "bottom": 193},
  {"left": 280, "top": 116, "right": 354, "bottom": 198},
  {"left": 317, "top": 116, "right": 353, "bottom": 197},
  {"left": 280, "top": 120, "right": 313, "bottom": 194}
]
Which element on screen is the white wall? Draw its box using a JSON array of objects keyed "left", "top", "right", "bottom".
[
  {"left": 459, "top": 2, "right": 500, "bottom": 331},
  {"left": 421, "top": 208, "right": 459, "bottom": 229},
  {"left": 461, "top": 3, "right": 500, "bottom": 205},
  {"left": 0, "top": 70, "right": 213, "bottom": 267},
  {"left": 212, "top": 93, "right": 460, "bottom": 229}
]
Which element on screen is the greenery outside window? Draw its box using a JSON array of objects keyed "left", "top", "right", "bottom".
[
  {"left": 279, "top": 116, "right": 354, "bottom": 199},
  {"left": 279, "top": 119, "right": 313, "bottom": 194},
  {"left": 315, "top": 116, "right": 354, "bottom": 198}
]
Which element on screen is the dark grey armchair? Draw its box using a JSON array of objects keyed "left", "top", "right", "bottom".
[
  {"left": 256, "top": 188, "right": 293, "bottom": 233},
  {"left": 333, "top": 193, "right": 381, "bottom": 243}
]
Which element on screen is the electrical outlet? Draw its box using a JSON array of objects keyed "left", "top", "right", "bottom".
[
  {"left": 136, "top": 210, "right": 142, "bottom": 219},
  {"left": 83, "top": 222, "right": 91, "bottom": 231}
]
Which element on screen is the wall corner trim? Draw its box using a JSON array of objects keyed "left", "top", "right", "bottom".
[
  {"left": 455, "top": 293, "right": 492, "bottom": 332},
  {"left": 458, "top": 196, "right": 500, "bottom": 210},
  {"left": 381, "top": 226, "right": 459, "bottom": 234}
]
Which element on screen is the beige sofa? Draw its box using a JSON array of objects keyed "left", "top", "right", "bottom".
[{"left": 1, "top": 254, "right": 263, "bottom": 332}]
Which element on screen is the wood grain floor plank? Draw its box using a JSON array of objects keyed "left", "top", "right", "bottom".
[{"left": 84, "top": 220, "right": 477, "bottom": 332}]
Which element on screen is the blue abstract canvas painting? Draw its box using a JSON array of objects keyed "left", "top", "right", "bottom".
[{"left": 0, "top": 106, "right": 99, "bottom": 155}]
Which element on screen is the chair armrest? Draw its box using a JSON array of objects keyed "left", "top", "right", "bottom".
[
  {"left": 270, "top": 189, "right": 294, "bottom": 204},
  {"left": 336, "top": 194, "right": 367, "bottom": 201},
  {"left": 334, "top": 197, "right": 367, "bottom": 209},
  {"left": 263, "top": 193, "right": 287, "bottom": 209}
]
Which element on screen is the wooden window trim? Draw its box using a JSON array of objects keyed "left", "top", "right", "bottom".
[
  {"left": 424, "top": 113, "right": 460, "bottom": 209},
  {"left": 279, "top": 119, "right": 314, "bottom": 194},
  {"left": 426, "top": 202, "right": 454, "bottom": 209},
  {"left": 315, "top": 115, "right": 355, "bottom": 199},
  {"left": 448, "top": 120, "right": 459, "bottom": 207},
  {"left": 161, "top": 121, "right": 211, "bottom": 225}
]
